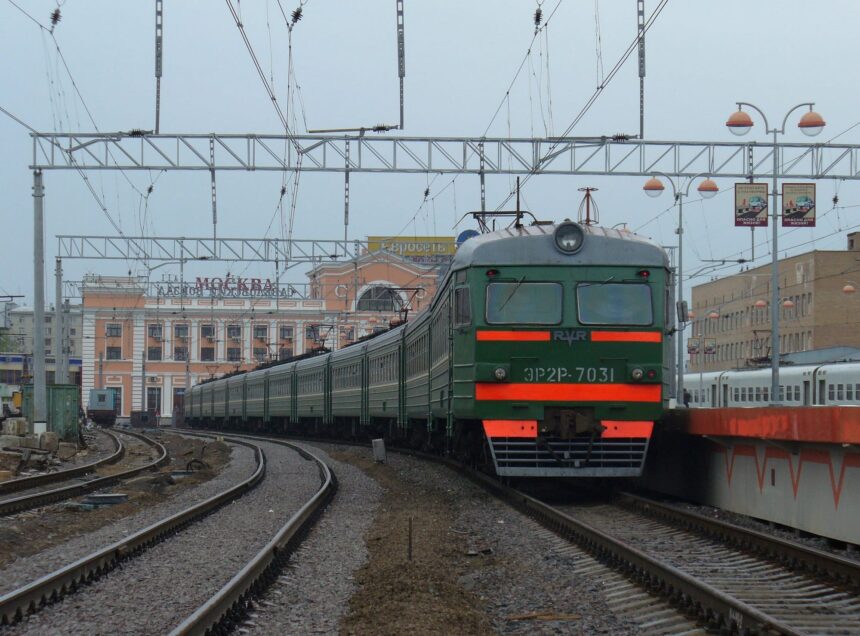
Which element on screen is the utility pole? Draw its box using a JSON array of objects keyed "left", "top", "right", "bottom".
[
  {"left": 54, "top": 258, "right": 66, "bottom": 384},
  {"left": 33, "top": 170, "right": 47, "bottom": 433},
  {"left": 637, "top": 0, "right": 645, "bottom": 139},
  {"left": 61, "top": 298, "right": 70, "bottom": 383},
  {"left": 155, "top": 0, "right": 163, "bottom": 134}
]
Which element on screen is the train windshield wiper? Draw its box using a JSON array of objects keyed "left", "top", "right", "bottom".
[{"left": 498, "top": 276, "right": 526, "bottom": 311}]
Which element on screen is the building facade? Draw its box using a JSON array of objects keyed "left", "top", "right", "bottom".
[
  {"left": 688, "top": 232, "right": 860, "bottom": 372},
  {"left": 1, "top": 305, "right": 83, "bottom": 386},
  {"left": 82, "top": 250, "right": 442, "bottom": 420}
]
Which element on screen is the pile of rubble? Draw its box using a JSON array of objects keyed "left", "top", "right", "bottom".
[{"left": 0, "top": 418, "right": 79, "bottom": 480}]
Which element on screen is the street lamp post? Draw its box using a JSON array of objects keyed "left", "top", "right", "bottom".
[
  {"left": 726, "top": 102, "right": 825, "bottom": 403},
  {"left": 643, "top": 173, "right": 719, "bottom": 406}
]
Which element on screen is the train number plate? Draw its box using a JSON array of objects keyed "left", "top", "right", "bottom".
[{"left": 521, "top": 366, "right": 615, "bottom": 383}]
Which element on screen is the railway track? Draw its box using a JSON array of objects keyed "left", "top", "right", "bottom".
[
  {"left": 507, "top": 484, "right": 860, "bottom": 635},
  {"left": 0, "top": 430, "right": 168, "bottom": 516},
  {"left": 0, "top": 428, "right": 124, "bottom": 497},
  {"left": 0, "top": 432, "right": 334, "bottom": 635}
]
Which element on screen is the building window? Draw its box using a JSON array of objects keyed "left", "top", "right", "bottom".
[
  {"left": 306, "top": 325, "right": 320, "bottom": 340},
  {"left": 253, "top": 325, "right": 268, "bottom": 340},
  {"left": 45, "top": 338, "right": 51, "bottom": 348},
  {"left": 201, "top": 324, "right": 215, "bottom": 338},
  {"left": 200, "top": 347, "right": 215, "bottom": 362},
  {"left": 106, "top": 323, "right": 122, "bottom": 338},
  {"left": 148, "top": 346, "right": 162, "bottom": 361},
  {"left": 227, "top": 324, "right": 241, "bottom": 339},
  {"left": 106, "top": 346, "right": 122, "bottom": 360},
  {"left": 174, "top": 324, "right": 189, "bottom": 339},
  {"left": 280, "top": 325, "right": 293, "bottom": 340},
  {"left": 278, "top": 347, "right": 293, "bottom": 360},
  {"left": 227, "top": 347, "right": 241, "bottom": 362},
  {"left": 148, "top": 324, "right": 163, "bottom": 339},
  {"left": 70, "top": 328, "right": 76, "bottom": 336},
  {"left": 253, "top": 347, "right": 267, "bottom": 362},
  {"left": 174, "top": 346, "right": 188, "bottom": 361},
  {"left": 357, "top": 285, "right": 400, "bottom": 311}
]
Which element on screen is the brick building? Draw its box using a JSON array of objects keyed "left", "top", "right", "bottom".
[{"left": 689, "top": 232, "right": 860, "bottom": 372}]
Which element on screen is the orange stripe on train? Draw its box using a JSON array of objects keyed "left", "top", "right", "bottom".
[
  {"left": 475, "top": 382, "right": 662, "bottom": 403},
  {"left": 476, "top": 330, "right": 550, "bottom": 342},
  {"left": 482, "top": 420, "right": 538, "bottom": 438},
  {"left": 600, "top": 420, "right": 654, "bottom": 438},
  {"left": 590, "top": 331, "right": 662, "bottom": 343}
]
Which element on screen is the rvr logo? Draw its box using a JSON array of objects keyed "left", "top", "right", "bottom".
[{"left": 552, "top": 330, "right": 588, "bottom": 346}]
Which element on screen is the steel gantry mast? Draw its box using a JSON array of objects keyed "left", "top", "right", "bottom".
[{"left": 31, "top": 132, "right": 860, "bottom": 180}]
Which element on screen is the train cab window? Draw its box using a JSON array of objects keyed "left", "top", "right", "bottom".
[
  {"left": 576, "top": 283, "right": 652, "bottom": 326},
  {"left": 454, "top": 287, "right": 472, "bottom": 326},
  {"left": 486, "top": 282, "right": 562, "bottom": 325}
]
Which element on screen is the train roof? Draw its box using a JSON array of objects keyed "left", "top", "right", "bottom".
[{"left": 449, "top": 221, "right": 668, "bottom": 271}]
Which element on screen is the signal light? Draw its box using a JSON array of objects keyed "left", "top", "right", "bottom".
[
  {"left": 646, "top": 369, "right": 657, "bottom": 380},
  {"left": 637, "top": 269, "right": 650, "bottom": 278},
  {"left": 486, "top": 269, "right": 499, "bottom": 278}
]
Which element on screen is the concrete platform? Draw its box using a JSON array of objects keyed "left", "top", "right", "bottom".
[{"left": 642, "top": 407, "right": 860, "bottom": 545}]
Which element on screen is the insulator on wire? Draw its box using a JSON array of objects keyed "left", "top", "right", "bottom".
[
  {"left": 534, "top": 7, "right": 543, "bottom": 30},
  {"left": 291, "top": 7, "right": 303, "bottom": 24},
  {"left": 833, "top": 194, "right": 839, "bottom": 206},
  {"left": 423, "top": 187, "right": 430, "bottom": 199},
  {"left": 50, "top": 8, "right": 61, "bottom": 30},
  {"left": 280, "top": 185, "right": 287, "bottom": 197}
]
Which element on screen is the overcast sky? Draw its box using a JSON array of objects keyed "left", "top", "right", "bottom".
[{"left": 2, "top": 0, "right": 859, "bottom": 306}]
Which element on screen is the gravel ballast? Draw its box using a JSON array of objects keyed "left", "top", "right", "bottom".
[
  {"left": 243, "top": 443, "right": 641, "bottom": 635},
  {"left": 6, "top": 436, "right": 324, "bottom": 635}
]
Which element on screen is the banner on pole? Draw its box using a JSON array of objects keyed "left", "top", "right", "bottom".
[
  {"left": 782, "top": 183, "right": 816, "bottom": 227},
  {"left": 734, "top": 183, "right": 768, "bottom": 227},
  {"left": 703, "top": 338, "right": 716, "bottom": 355},
  {"left": 687, "top": 338, "right": 700, "bottom": 355}
]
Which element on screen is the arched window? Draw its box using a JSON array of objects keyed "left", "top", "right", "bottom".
[{"left": 357, "top": 286, "right": 400, "bottom": 312}]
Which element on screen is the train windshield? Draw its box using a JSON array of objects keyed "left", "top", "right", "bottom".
[
  {"left": 485, "top": 281, "right": 562, "bottom": 324},
  {"left": 576, "top": 283, "right": 653, "bottom": 325}
]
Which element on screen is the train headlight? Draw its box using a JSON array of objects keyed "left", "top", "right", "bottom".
[
  {"left": 494, "top": 367, "right": 508, "bottom": 381},
  {"left": 631, "top": 368, "right": 644, "bottom": 381},
  {"left": 554, "top": 221, "right": 585, "bottom": 254}
]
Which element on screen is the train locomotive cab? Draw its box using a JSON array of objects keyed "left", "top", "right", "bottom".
[{"left": 448, "top": 221, "right": 669, "bottom": 478}]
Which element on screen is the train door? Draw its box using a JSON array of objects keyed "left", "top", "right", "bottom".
[
  {"left": 818, "top": 379, "right": 826, "bottom": 405},
  {"left": 721, "top": 384, "right": 728, "bottom": 408},
  {"left": 710, "top": 385, "right": 717, "bottom": 407},
  {"left": 803, "top": 380, "right": 811, "bottom": 405}
]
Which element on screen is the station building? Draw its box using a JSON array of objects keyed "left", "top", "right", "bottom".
[
  {"left": 81, "top": 244, "right": 448, "bottom": 421},
  {"left": 689, "top": 232, "right": 860, "bottom": 372}
]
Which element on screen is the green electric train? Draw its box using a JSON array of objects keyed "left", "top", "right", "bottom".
[{"left": 186, "top": 221, "right": 672, "bottom": 477}]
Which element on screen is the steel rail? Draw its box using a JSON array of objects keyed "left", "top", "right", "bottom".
[
  {"left": 177, "top": 429, "right": 802, "bottom": 634},
  {"left": 618, "top": 491, "right": 860, "bottom": 588},
  {"left": 0, "top": 435, "right": 265, "bottom": 626},
  {"left": 168, "top": 432, "right": 336, "bottom": 636},
  {"left": 0, "top": 430, "right": 168, "bottom": 516},
  {"left": 0, "top": 429, "right": 125, "bottom": 496},
  {"left": 451, "top": 467, "right": 800, "bottom": 635}
]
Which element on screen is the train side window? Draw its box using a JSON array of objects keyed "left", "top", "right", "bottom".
[
  {"left": 778, "top": 385, "right": 785, "bottom": 401},
  {"left": 454, "top": 287, "right": 471, "bottom": 326},
  {"left": 793, "top": 386, "right": 800, "bottom": 402},
  {"left": 754, "top": 387, "right": 761, "bottom": 402},
  {"left": 828, "top": 384, "right": 835, "bottom": 401},
  {"left": 763, "top": 387, "right": 769, "bottom": 402},
  {"left": 837, "top": 384, "right": 845, "bottom": 401},
  {"left": 856, "top": 383, "right": 860, "bottom": 400},
  {"left": 847, "top": 384, "right": 854, "bottom": 401},
  {"left": 733, "top": 388, "right": 739, "bottom": 402}
]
